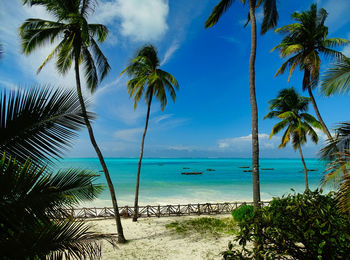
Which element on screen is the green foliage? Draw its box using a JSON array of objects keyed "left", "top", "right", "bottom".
[
  {"left": 272, "top": 3, "right": 348, "bottom": 90},
  {"left": 204, "top": 0, "right": 279, "bottom": 35},
  {"left": 223, "top": 190, "right": 350, "bottom": 259},
  {"left": 264, "top": 87, "right": 322, "bottom": 150},
  {"left": 0, "top": 154, "right": 115, "bottom": 259},
  {"left": 231, "top": 204, "right": 254, "bottom": 223},
  {"left": 0, "top": 86, "right": 93, "bottom": 165},
  {"left": 166, "top": 217, "right": 237, "bottom": 238},
  {"left": 20, "top": 0, "right": 110, "bottom": 92},
  {"left": 121, "top": 44, "right": 179, "bottom": 110}
]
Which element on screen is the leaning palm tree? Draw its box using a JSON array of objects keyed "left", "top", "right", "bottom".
[
  {"left": 272, "top": 3, "right": 349, "bottom": 141},
  {"left": 19, "top": 0, "right": 126, "bottom": 242},
  {"left": 121, "top": 45, "right": 179, "bottom": 222},
  {"left": 265, "top": 88, "right": 322, "bottom": 190},
  {"left": 205, "top": 0, "right": 279, "bottom": 210}
]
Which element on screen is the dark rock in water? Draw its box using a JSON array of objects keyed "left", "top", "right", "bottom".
[
  {"left": 261, "top": 168, "right": 274, "bottom": 170},
  {"left": 206, "top": 168, "right": 216, "bottom": 171},
  {"left": 239, "top": 166, "right": 250, "bottom": 169},
  {"left": 307, "top": 169, "right": 318, "bottom": 172},
  {"left": 243, "top": 170, "right": 253, "bottom": 172},
  {"left": 181, "top": 172, "right": 203, "bottom": 175},
  {"left": 183, "top": 167, "right": 190, "bottom": 169}
]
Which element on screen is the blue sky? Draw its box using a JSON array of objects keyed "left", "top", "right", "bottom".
[{"left": 1, "top": 0, "right": 350, "bottom": 158}]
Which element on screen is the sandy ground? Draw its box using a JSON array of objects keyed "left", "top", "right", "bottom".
[{"left": 88, "top": 214, "right": 234, "bottom": 260}]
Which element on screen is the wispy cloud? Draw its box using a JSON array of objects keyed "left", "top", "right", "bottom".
[
  {"left": 218, "top": 133, "right": 280, "bottom": 150},
  {"left": 321, "top": 0, "right": 350, "bottom": 33},
  {"left": 161, "top": 41, "right": 180, "bottom": 65},
  {"left": 114, "top": 127, "right": 143, "bottom": 142},
  {"left": 153, "top": 114, "right": 173, "bottom": 124}
]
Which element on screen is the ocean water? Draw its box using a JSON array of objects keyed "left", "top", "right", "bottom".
[{"left": 56, "top": 158, "right": 330, "bottom": 207}]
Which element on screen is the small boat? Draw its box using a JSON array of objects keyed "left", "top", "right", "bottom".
[
  {"left": 183, "top": 167, "right": 190, "bottom": 169},
  {"left": 181, "top": 172, "right": 203, "bottom": 175},
  {"left": 261, "top": 168, "right": 274, "bottom": 170},
  {"left": 206, "top": 168, "right": 216, "bottom": 171},
  {"left": 239, "top": 166, "right": 250, "bottom": 169},
  {"left": 307, "top": 169, "right": 318, "bottom": 172},
  {"left": 243, "top": 170, "right": 253, "bottom": 172}
]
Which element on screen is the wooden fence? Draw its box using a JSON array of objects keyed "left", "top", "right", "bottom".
[{"left": 58, "top": 201, "right": 271, "bottom": 219}]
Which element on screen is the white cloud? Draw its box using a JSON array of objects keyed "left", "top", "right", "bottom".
[
  {"left": 167, "top": 145, "right": 194, "bottom": 152},
  {"left": 96, "top": 0, "right": 169, "bottom": 42},
  {"left": 161, "top": 41, "right": 180, "bottom": 65},
  {"left": 153, "top": 114, "right": 173, "bottom": 124},
  {"left": 114, "top": 127, "right": 143, "bottom": 142},
  {"left": 218, "top": 133, "right": 279, "bottom": 150}
]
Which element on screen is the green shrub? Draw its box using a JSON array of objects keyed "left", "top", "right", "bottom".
[
  {"left": 223, "top": 190, "right": 350, "bottom": 259},
  {"left": 231, "top": 204, "right": 254, "bottom": 222}
]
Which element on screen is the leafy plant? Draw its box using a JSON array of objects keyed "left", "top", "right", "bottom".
[
  {"left": 232, "top": 204, "right": 254, "bottom": 223},
  {"left": 223, "top": 190, "right": 350, "bottom": 259},
  {"left": 0, "top": 154, "right": 116, "bottom": 259}
]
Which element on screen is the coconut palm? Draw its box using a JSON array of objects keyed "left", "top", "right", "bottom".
[
  {"left": 205, "top": 0, "right": 279, "bottom": 209},
  {"left": 265, "top": 88, "right": 322, "bottom": 190},
  {"left": 0, "top": 86, "right": 116, "bottom": 259},
  {"left": 272, "top": 3, "right": 349, "bottom": 141},
  {"left": 121, "top": 45, "right": 179, "bottom": 222},
  {"left": 19, "top": 0, "right": 126, "bottom": 242}
]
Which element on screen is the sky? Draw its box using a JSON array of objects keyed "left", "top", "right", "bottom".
[{"left": 1, "top": 0, "right": 350, "bottom": 158}]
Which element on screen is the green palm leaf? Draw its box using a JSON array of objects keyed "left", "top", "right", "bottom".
[{"left": 0, "top": 86, "right": 94, "bottom": 164}]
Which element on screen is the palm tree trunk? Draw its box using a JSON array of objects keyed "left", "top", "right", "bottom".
[
  {"left": 133, "top": 94, "right": 153, "bottom": 222},
  {"left": 74, "top": 55, "right": 126, "bottom": 243},
  {"left": 298, "top": 146, "right": 309, "bottom": 191},
  {"left": 248, "top": 0, "right": 261, "bottom": 209},
  {"left": 303, "top": 70, "right": 332, "bottom": 141}
]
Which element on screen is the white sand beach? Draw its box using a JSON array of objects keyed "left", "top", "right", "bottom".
[{"left": 88, "top": 214, "right": 235, "bottom": 260}]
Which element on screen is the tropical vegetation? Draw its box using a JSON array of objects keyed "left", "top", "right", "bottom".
[
  {"left": 19, "top": 0, "right": 125, "bottom": 242},
  {"left": 223, "top": 190, "right": 350, "bottom": 259},
  {"left": 264, "top": 88, "right": 322, "bottom": 190},
  {"left": 121, "top": 44, "right": 179, "bottom": 222},
  {"left": 0, "top": 86, "right": 115, "bottom": 259},
  {"left": 272, "top": 3, "right": 349, "bottom": 141}
]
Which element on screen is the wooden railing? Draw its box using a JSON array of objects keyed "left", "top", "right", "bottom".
[{"left": 58, "top": 201, "right": 271, "bottom": 219}]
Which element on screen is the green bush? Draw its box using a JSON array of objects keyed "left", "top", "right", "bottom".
[
  {"left": 231, "top": 204, "right": 254, "bottom": 222},
  {"left": 223, "top": 190, "right": 350, "bottom": 259}
]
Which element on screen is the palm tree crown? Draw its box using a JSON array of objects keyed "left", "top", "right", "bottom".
[
  {"left": 121, "top": 45, "right": 179, "bottom": 110},
  {"left": 265, "top": 88, "right": 321, "bottom": 149},
  {"left": 20, "top": 0, "right": 110, "bottom": 92},
  {"left": 205, "top": 0, "right": 278, "bottom": 34},
  {"left": 272, "top": 3, "right": 348, "bottom": 90}
]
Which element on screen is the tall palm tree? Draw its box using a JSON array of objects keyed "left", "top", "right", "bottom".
[
  {"left": 121, "top": 45, "right": 179, "bottom": 222},
  {"left": 264, "top": 88, "right": 322, "bottom": 190},
  {"left": 19, "top": 0, "right": 126, "bottom": 242},
  {"left": 272, "top": 3, "right": 349, "bottom": 141},
  {"left": 0, "top": 86, "right": 116, "bottom": 259},
  {"left": 205, "top": 0, "right": 279, "bottom": 209}
]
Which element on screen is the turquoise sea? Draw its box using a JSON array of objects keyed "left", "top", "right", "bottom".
[{"left": 56, "top": 158, "right": 330, "bottom": 207}]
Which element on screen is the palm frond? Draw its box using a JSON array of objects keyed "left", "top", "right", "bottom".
[
  {"left": 324, "top": 38, "right": 350, "bottom": 48},
  {"left": 88, "top": 24, "right": 108, "bottom": 43},
  {"left": 19, "top": 18, "right": 65, "bottom": 54},
  {"left": 260, "top": 0, "right": 278, "bottom": 34},
  {"left": 321, "top": 57, "right": 350, "bottom": 96},
  {"left": 0, "top": 86, "right": 94, "bottom": 165},
  {"left": 205, "top": 0, "right": 236, "bottom": 28},
  {"left": 82, "top": 46, "right": 98, "bottom": 92},
  {"left": 90, "top": 39, "right": 111, "bottom": 84}
]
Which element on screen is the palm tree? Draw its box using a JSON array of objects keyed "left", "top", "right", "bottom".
[
  {"left": 272, "top": 3, "right": 349, "bottom": 141},
  {"left": 19, "top": 0, "right": 126, "bottom": 242},
  {"left": 0, "top": 86, "right": 116, "bottom": 259},
  {"left": 121, "top": 45, "right": 179, "bottom": 222},
  {"left": 205, "top": 0, "right": 279, "bottom": 209},
  {"left": 264, "top": 88, "right": 322, "bottom": 190}
]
